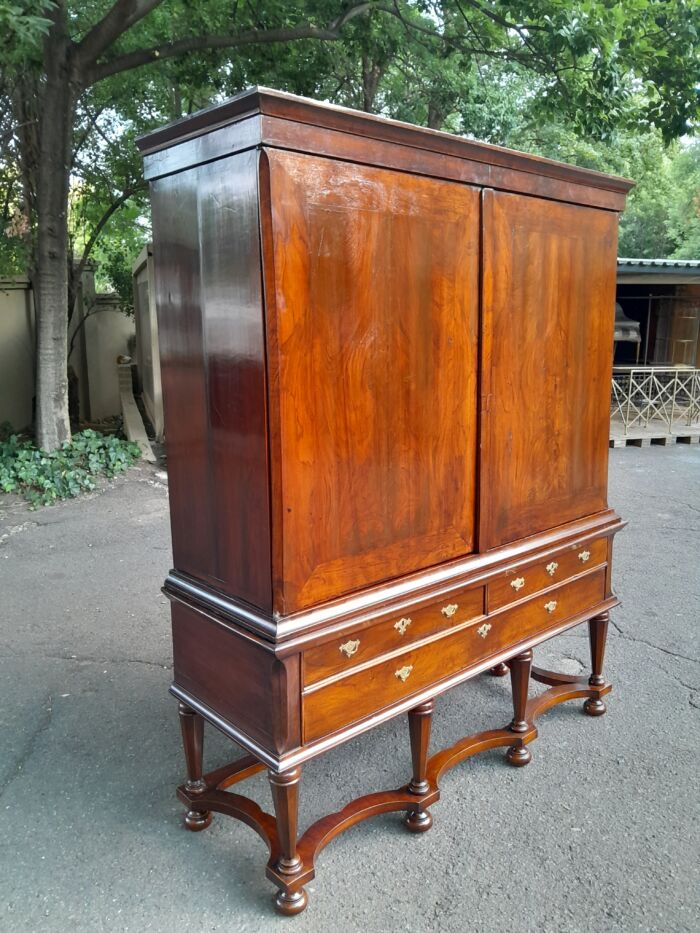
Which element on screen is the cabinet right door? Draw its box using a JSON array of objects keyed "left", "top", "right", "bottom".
[{"left": 479, "top": 189, "right": 618, "bottom": 551}]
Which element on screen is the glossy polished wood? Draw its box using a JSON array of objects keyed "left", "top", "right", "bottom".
[
  {"left": 487, "top": 537, "right": 608, "bottom": 611},
  {"left": 178, "top": 702, "right": 212, "bottom": 830},
  {"left": 139, "top": 88, "right": 629, "bottom": 916},
  {"left": 301, "top": 566, "right": 605, "bottom": 743},
  {"left": 480, "top": 190, "right": 619, "bottom": 550},
  {"left": 150, "top": 149, "right": 272, "bottom": 610},
  {"left": 140, "top": 88, "right": 633, "bottom": 212},
  {"left": 405, "top": 699, "right": 434, "bottom": 831},
  {"left": 302, "top": 585, "right": 484, "bottom": 685},
  {"left": 176, "top": 661, "right": 610, "bottom": 913},
  {"left": 584, "top": 611, "right": 610, "bottom": 716},
  {"left": 263, "top": 150, "right": 479, "bottom": 612},
  {"left": 506, "top": 650, "right": 534, "bottom": 766}
]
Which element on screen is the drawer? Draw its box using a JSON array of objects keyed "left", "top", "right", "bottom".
[
  {"left": 488, "top": 537, "right": 608, "bottom": 611},
  {"left": 303, "top": 568, "right": 606, "bottom": 743},
  {"left": 302, "top": 586, "right": 484, "bottom": 686},
  {"left": 303, "top": 569, "right": 605, "bottom": 742}
]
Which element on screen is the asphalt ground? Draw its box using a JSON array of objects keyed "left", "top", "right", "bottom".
[{"left": 1, "top": 445, "right": 698, "bottom": 933}]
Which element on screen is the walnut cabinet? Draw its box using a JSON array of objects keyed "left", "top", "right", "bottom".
[{"left": 138, "top": 88, "right": 632, "bottom": 915}]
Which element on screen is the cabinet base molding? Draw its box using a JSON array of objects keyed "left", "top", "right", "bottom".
[{"left": 176, "top": 658, "right": 611, "bottom": 915}]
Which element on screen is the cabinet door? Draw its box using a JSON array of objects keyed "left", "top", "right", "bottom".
[
  {"left": 262, "top": 150, "right": 480, "bottom": 612},
  {"left": 479, "top": 189, "right": 618, "bottom": 550}
]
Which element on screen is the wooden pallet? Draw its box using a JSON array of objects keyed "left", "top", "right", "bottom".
[{"left": 609, "top": 428, "right": 700, "bottom": 448}]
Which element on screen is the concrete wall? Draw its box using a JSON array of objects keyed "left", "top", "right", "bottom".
[
  {"left": 0, "top": 279, "right": 35, "bottom": 431},
  {"left": 132, "top": 246, "right": 164, "bottom": 439},
  {"left": 0, "top": 271, "right": 135, "bottom": 433},
  {"left": 83, "top": 295, "right": 136, "bottom": 421}
]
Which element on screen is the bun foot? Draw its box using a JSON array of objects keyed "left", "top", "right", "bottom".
[
  {"left": 506, "top": 743, "right": 532, "bottom": 767},
  {"left": 185, "top": 809, "right": 212, "bottom": 831},
  {"left": 584, "top": 697, "right": 607, "bottom": 717},
  {"left": 274, "top": 888, "right": 308, "bottom": 916},
  {"left": 404, "top": 808, "right": 433, "bottom": 833},
  {"left": 488, "top": 662, "right": 509, "bottom": 677}
]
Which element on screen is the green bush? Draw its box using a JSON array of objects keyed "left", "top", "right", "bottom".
[{"left": 0, "top": 427, "right": 141, "bottom": 508}]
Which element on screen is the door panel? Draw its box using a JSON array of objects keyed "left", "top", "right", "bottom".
[
  {"left": 262, "top": 150, "right": 480, "bottom": 612},
  {"left": 480, "top": 189, "right": 618, "bottom": 550}
]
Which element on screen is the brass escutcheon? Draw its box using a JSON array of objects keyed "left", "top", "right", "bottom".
[
  {"left": 441, "top": 603, "right": 459, "bottom": 618},
  {"left": 510, "top": 577, "right": 526, "bottom": 591},
  {"left": 477, "top": 622, "right": 491, "bottom": 638},
  {"left": 339, "top": 639, "right": 360, "bottom": 658},
  {"left": 394, "top": 617, "right": 412, "bottom": 636},
  {"left": 546, "top": 561, "right": 559, "bottom": 576},
  {"left": 544, "top": 600, "right": 558, "bottom": 614},
  {"left": 395, "top": 665, "right": 413, "bottom": 683},
  {"left": 578, "top": 550, "right": 591, "bottom": 562}
]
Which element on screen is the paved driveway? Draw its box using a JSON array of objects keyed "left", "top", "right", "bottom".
[{"left": 1, "top": 446, "right": 698, "bottom": 932}]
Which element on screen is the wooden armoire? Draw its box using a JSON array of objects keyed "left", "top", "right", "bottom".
[{"left": 138, "top": 88, "right": 632, "bottom": 915}]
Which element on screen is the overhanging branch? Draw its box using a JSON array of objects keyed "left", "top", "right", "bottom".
[
  {"left": 87, "top": 3, "right": 387, "bottom": 84},
  {"left": 75, "top": 0, "right": 164, "bottom": 73}
]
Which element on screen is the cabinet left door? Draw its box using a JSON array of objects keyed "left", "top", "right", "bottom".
[{"left": 261, "top": 151, "right": 480, "bottom": 613}]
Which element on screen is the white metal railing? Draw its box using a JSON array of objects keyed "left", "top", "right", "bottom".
[{"left": 611, "top": 367, "right": 700, "bottom": 435}]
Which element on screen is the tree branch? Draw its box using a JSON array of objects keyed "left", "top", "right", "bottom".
[
  {"left": 75, "top": 0, "right": 164, "bottom": 72},
  {"left": 68, "top": 182, "right": 145, "bottom": 321},
  {"left": 87, "top": 3, "right": 381, "bottom": 83}
]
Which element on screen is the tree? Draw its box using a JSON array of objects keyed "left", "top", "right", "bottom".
[
  {"left": 2, "top": 1, "right": 698, "bottom": 449},
  {"left": 667, "top": 141, "right": 700, "bottom": 259}
]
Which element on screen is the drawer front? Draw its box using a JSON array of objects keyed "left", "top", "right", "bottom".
[
  {"left": 488, "top": 537, "right": 608, "bottom": 611},
  {"left": 303, "top": 568, "right": 606, "bottom": 743},
  {"left": 302, "top": 586, "right": 484, "bottom": 686}
]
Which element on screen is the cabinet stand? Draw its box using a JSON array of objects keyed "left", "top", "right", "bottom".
[{"left": 176, "top": 620, "right": 611, "bottom": 916}]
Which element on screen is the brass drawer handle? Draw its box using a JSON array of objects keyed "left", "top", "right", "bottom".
[
  {"left": 544, "top": 600, "right": 558, "bottom": 614},
  {"left": 339, "top": 639, "right": 360, "bottom": 658},
  {"left": 441, "top": 603, "right": 458, "bottom": 618},
  {"left": 477, "top": 622, "right": 492, "bottom": 638},
  {"left": 394, "top": 617, "right": 412, "bottom": 636},
  {"left": 510, "top": 577, "right": 526, "bottom": 591},
  {"left": 395, "top": 665, "right": 413, "bottom": 683},
  {"left": 578, "top": 549, "right": 591, "bottom": 563},
  {"left": 545, "top": 561, "right": 559, "bottom": 576}
]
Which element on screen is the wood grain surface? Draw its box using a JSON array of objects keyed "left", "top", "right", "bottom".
[
  {"left": 479, "top": 189, "right": 619, "bottom": 550},
  {"left": 263, "top": 150, "right": 480, "bottom": 612}
]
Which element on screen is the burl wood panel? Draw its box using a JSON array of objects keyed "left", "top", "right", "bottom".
[
  {"left": 479, "top": 189, "right": 618, "bottom": 550},
  {"left": 303, "top": 567, "right": 607, "bottom": 742},
  {"left": 262, "top": 151, "right": 480, "bottom": 612},
  {"left": 150, "top": 149, "right": 272, "bottom": 610}
]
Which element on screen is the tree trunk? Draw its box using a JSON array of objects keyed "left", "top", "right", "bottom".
[
  {"left": 361, "top": 54, "right": 383, "bottom": 113},
  {"left": 427, "top": 100, "right": 444, "bottom": 130},
  {"left": 32, "top": 8, "right": 77, "bottom": 450}
]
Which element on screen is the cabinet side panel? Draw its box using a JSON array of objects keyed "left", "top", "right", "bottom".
[
  {"left": 480, "top": 190, "right": 618, "bottom": 550},
  {"left": 171, "top": 601, "right": 298, "bottom": 755},
  {"left": 150, "top": 150, "right": 272, "bottom": 610},
  {"left": 264, "top": 150, "right": 479, "bottom": 612}
]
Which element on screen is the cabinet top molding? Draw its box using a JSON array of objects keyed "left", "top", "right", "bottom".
[{"left": 137, "top": 86, "right": 634, "bottom": 210}]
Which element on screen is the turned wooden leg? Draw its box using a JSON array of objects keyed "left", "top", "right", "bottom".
[
  {"left": 584, "top": 611, "right": 609, "bottom": 717},
  {"left": 405, "top": 699, "right": 434, "bottom": 832},
  {"left": 506, "top": 649, "right": 533, "bottom": 766},
  {"left": 269, "top": 767, "right": 307, "bottom": 915},
  {"left": 178, "top": 702, "right": 212, "bottom": 831},
  {"left": 488, "top": 662, "right": 509, "bottom": 677}
]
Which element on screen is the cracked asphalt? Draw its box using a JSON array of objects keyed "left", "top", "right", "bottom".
[{"left": 0, "top": 447, "right": 698, "bottom": 933}]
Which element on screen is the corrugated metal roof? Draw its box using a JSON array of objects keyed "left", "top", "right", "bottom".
[{"left": 618, "top": 257, "right": 700, "bottom": 268}]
